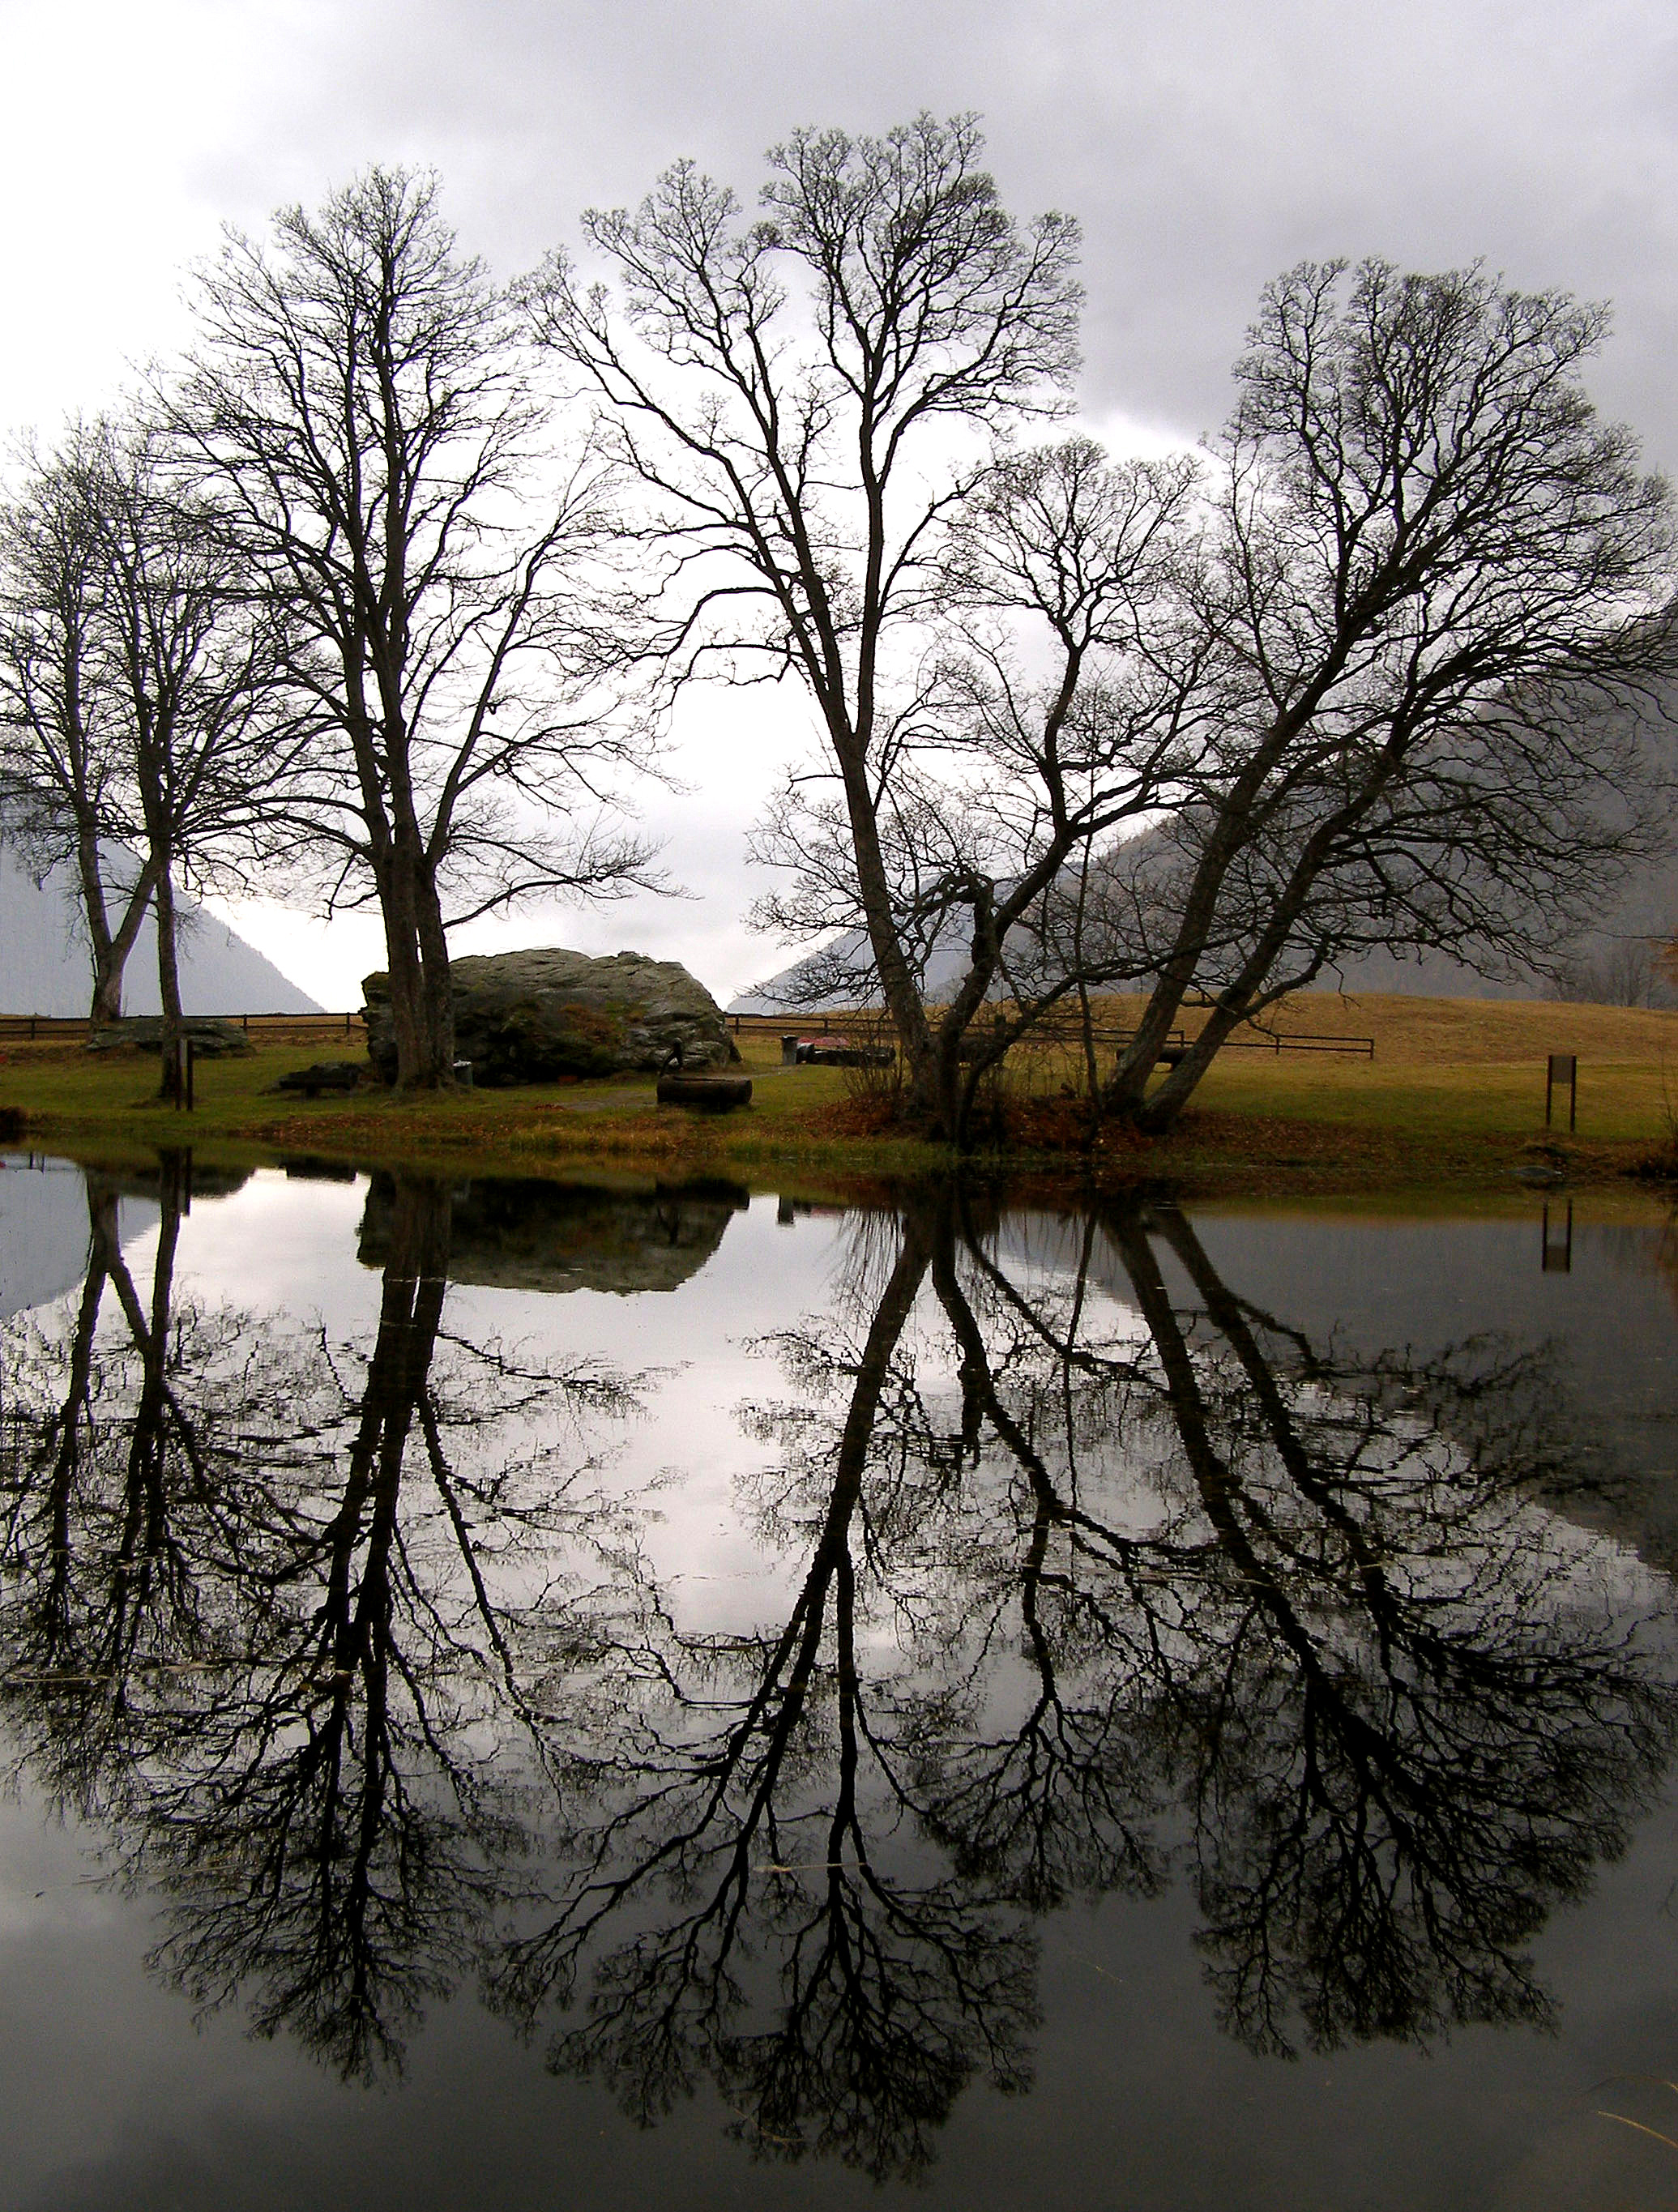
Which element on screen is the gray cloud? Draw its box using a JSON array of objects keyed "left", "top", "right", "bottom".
[
  {"left": 233, "top": 0, "right": 1678, "bottom": 463},
  {"left": 8, "top": 0, "right": 1677, "bottom": 1000}
]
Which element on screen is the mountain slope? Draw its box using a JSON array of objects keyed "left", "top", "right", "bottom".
[
  {"left": 731, "top": 842, "right": 1678, "bottom": 1014},
  {"left": 0, "top": 843, "right": 320, "bottom": 1015}
]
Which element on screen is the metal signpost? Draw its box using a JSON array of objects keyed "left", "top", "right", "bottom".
[
  {"left": 168, "top": 1036, "right": 197, "bottom": 1111},
  {"left": 1544, "top": 1053, "right": 1578, "bottom": 1132}
]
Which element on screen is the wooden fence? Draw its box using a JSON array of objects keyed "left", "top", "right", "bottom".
[
  {"left": 726, "top": 1009, "right": 1375, "bottom": 1061},
  {"left": 0, "top": 1010, "right": 365, "bottom": 1044},
  {"left": 4, "top": 1004, "right": 1373, "bottom": 1062}
]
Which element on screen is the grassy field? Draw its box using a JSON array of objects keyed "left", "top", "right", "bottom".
[
  {"left": 1121, "top": 992, "right": 1678, "bottom": 1145},
  {"left": 2, "top": 992, "right": 1676, "bottom": 1197}
]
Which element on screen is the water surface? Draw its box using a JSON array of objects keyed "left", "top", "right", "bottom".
[{"left": 2, "top": 1153, "right": 1676, "bottom": 2210}]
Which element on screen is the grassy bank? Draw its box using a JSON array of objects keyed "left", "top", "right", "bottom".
[{"left": 2, "top": 992, "right": 1676, "bottom": 1198}]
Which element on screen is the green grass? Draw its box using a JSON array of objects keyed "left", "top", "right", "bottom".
[
  {"left": 0, "top": 1036, "right": 946, "bottom": 1185},
  {"left": 3, "top": 993, "right": 1676, "bottom": 1199}
]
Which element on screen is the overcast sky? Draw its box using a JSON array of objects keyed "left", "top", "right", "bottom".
[{"left": 4, "top": 0, "right": 1676, "bottom": 1006}]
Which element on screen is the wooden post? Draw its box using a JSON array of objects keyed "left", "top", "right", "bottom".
[
  {"left": 185, "top": 1037, "right": 195, "bottom": 1112},
  {"left": 1541, "top": 1199, "right": 1573, "bottom": 1273},
  {"left": 1544, "top": 1053, "right": 1578, "bottom": 1132}
]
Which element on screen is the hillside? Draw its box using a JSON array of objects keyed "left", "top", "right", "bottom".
[
  {"left": 732, "top": 685, "right": 1678, "bottom": 1017},
  {"left": 731, "top": 847, "right": 1678, "bottom": 1015},
  {"left": 0, "top": 843, "right": 319, "bottom": 1016}
]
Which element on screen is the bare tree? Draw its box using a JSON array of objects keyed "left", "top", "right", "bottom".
[
  {"left": 88, "top": 419, "right": 297, "bottom": 1081},
  {"left": 0, "top": 428, "right": 160, "bottom": 1021},
  {"left": 1, "top": 419, "right": 295, "bottom": 1049},
  {"left": 1552, "top": 933, "right": 1678, "bottom": 1007},
  {"left": 1096, "top": 260, "right": 1676, "bottom": 1129},
  {"left": 745, "top": 262, "right": 1677, "bottom": 1141},
  {"left": 526, "top": 113, "right": 1082, "bottom": 1130},
  {"left": 536, "top": 124, "right": 1672, "bottom": 1142},
  {"left": 749, "top": 435, "right": 1206, "bottom": 1133},
  {"left": 171, "top": 168, "right": 662, "bottom": 1090}
]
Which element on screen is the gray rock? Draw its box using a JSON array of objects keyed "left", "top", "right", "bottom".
[
  {"left": 273, "top": 1061, "right": 365, "bottom": 1095},
  {"left": 85, "top": 1016, "right": 254, "bottom": 1057},
  {"left": 362, "top": 949, "right": 740, "bottom": 1087}
]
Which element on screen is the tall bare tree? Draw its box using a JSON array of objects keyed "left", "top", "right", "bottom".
[
  {"left": 89, "top": 418, "right": 296, "bottom": 1080},
  {"left": 540, "top": 127, "right": 1676, "bottom": 1144},
  {"left": 0, "top": 428, "right": 159, "bottom": 1021},
  {"left": 171, "top": 168, "right": 662, "bottom": 1090},
  {"left": 748, "top": 433, "right": 1209, "bottom": 1133},
  {"left": 1, "top": 419, "right": 293, "bottom": 1047},
  {"left": 735, "top": 256, "right": 1676, "bottom": 1141},
  {"left": 527, "top": 113, "right": 1082, "bottom": 1129},
  {"left": 1096, "top": 260, "right": 1677, "bottom": 1129}
]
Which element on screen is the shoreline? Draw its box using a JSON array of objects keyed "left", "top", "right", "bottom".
[
  {"left": 3, "top": 992, "right": 1675, "bottom": 1205},
  {"left": 4, "top": 1074, "right": 1672, "bottom": 1210}
]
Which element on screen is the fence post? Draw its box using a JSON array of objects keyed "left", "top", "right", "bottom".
[{"left": 1545, "top": 1053, "right": 1578, "bottom": 1133}]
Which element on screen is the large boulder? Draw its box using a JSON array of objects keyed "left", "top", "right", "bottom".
[
  {"left": 361, "top": 949, "right": 739, "bottom": 1087},
  {"left": 85, "top": 1015, "right": 254, "bottom": 1057}
]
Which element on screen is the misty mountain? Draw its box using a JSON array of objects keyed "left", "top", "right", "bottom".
[
  {"left": 1, "top": 842, "right": 320, "bottom": 1016},
  {"left": 731, "top": 773, "right": 1678, "bottom": 1016}
]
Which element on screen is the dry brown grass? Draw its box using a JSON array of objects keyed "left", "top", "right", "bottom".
[
  {"left": 1086, "top": 989, "right": 1678, "bottom": 1066},
  {"left": 5, "top": 993, "right": 1678, "bottom": 1196}
]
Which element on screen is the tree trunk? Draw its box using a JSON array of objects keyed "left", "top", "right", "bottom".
[
  {"left": 412, "top": 859, "right": 456, "bottom": 1087},
  {"left": 1130, "top": 993, "right": 1252, "bottom": 1133},
  {"left": 1109, "top": 769, "right": 1387, "bottom": 1133},
  {"left": 836, "top": 754, "right": 940, "bottom": 1121},
  {"left": 75, "top": 821, "right": 163, "bottom": 1025},
  {"left": 375, "top": 832, "right": 456, "bottom": 1091},
  {"left": 74, "top": 816, "right": 122, "bottom": 1023},
  {"left": 74, "top": 822, "right": 160, "bottom": 1027},
  {"left": 96, "top": 870, "right": 160, "bottom": 1027},
  {"left": 154, "top": 865, "right": 184, "bottom": 1099}
]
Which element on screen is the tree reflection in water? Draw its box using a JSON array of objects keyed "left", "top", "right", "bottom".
[
  {"left": 923, "top": 1197, "right": 1667, "bottom": 2056},
  {"left": 0, "top": 1164, "right": 638, "bottom": 2080},
  {"left": 0, "top": 1171, "right": 1673, "bottom": 2176}
]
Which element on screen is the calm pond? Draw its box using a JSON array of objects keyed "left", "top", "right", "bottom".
[{"left": 2, "top": 1153, "right": 1677, "bottom": 2210}]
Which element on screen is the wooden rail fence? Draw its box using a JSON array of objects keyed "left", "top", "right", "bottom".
[
  {"left": 0, "top": 1010, "right": 365, "bottom": 1043},
  {"left": 3, "top": 1006, "right": 1373, "bottom": 1061},
  {"left": 726, "top": 1010, "right": 1375, "bottom": 1061}
]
